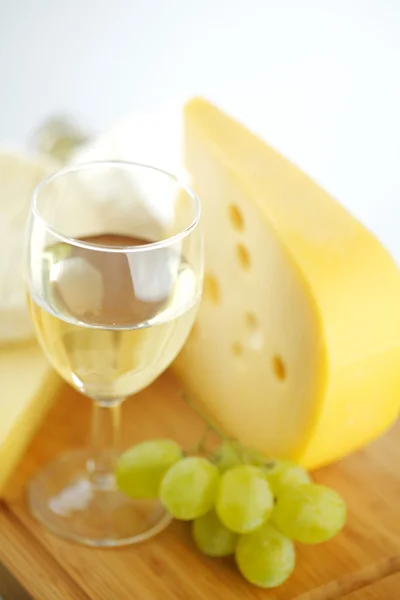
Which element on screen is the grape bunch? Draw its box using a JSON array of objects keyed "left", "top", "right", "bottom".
[{"left": 115, "top": 438, "right": 346, "bottom": 589}]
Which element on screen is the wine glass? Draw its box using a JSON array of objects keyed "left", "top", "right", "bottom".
[{"left": 26, "top": 161, "right": 202, "bottom": 547}]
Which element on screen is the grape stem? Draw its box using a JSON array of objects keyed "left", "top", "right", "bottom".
[
  {"left": 180, "top": 390, "right": 222, "bottom": 437},
  {"left": 196, "top": 425, "right": 211, "bottom": 454},
  {"left": 180, "top": 389, "right": 276, "bottom": 468}
]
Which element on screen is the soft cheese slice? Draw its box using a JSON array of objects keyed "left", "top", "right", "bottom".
[
  {"left": 0, "top": 151, "right": 56, "bottom": 343},
  {"left": 0, "top": 343, "right": 59, "bottom": 495},
  {"left": 174, "top": 98, "right": 400, "bottom": 469}
]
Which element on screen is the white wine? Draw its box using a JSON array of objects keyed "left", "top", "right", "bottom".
[{"left": 28, "top": 234, "right": 200, "bottom": 402}]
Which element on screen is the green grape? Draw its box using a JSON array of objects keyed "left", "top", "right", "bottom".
[
  {"left": 192, "top": 510, "right": 238, "bottom": 557},
  {"left": 235, "top": 523, "right": 295, "bottom": 588},
  {"left": 216, "top": 465, "right": 273, "bottom": 534},
  {"left": 266, "top": 460, "right": 311, "bottom": 497},
  {"left": 115, "top": 438, "right": 182, "bottom": 499},
  {"left": 272, "top": 483, "right": 346, "bottom": 543},
  {"left": 216, "top": 440, "right": 242, "bottom": 472},
  {"left": 160, "top": 457, "right": 219, "bottom": 520}
]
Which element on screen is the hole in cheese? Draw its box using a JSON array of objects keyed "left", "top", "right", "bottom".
[
  {"left": 244, "top": 312, "right": 264, "bottom": 350},
  {"left": 272, "top": 355, "right": 286, "bottom": 381},
  {"left": 236, "top": 244, "right": 251, "bottom": 270},
  {"left": 203, "top": 274, "right": 220, "bottom": 303},
  {"left": 245, "top": 311, "right": 258, "bottom": 332},
  {"left": 232, "top": 341, "right": 243, "bottom": 357},
  {"left": 228, "top": 204, "right": 244, "bottom": 231}
]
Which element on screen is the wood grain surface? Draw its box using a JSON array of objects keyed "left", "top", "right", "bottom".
[
  {"left": 344, "top": 573, "right": 400, "bottom": 599},
  {"left": 1, "top": 371, "right": 399, "bottom": 599}
]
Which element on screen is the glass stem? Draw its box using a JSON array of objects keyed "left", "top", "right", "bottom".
[{"left": 87, "top": 399, "right": 123, "bottom": 488}]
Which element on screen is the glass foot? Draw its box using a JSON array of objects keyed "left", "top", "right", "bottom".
[{"left": 28, "top": 449, "right": 171, "bottom": 547}]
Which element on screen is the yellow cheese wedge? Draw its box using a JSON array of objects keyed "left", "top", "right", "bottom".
[
  {"left": 0, "top": 343, "right": 59, "bottom": 495},
  {"left": 174, "top": 97, "right": 400, "bottom": 469}
]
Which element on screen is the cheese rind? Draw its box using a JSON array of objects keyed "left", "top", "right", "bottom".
[{"left": 174, "top": 98, "right": 400, "bottom": 469}]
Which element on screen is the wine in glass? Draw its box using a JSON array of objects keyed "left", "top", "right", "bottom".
[{"left": 26, "top": 161, "right": 203, "bottom": 546}]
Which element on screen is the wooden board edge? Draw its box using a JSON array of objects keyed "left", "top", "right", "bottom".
[
  {"left": 0, "top": 502, "right": 89, "bottom": 600},
  {"left": 294, "top": 554, "right": 400, "bottom": 600}
]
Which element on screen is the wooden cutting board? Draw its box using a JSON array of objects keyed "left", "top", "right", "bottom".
[{"left": 0, "top": 371, "right": 399, "bottom": 599}]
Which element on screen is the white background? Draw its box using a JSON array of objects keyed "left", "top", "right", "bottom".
[{"left": 0, "top": 0, "right": 399, "bottom": 260}]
